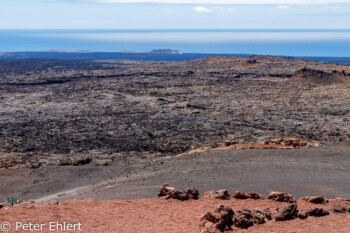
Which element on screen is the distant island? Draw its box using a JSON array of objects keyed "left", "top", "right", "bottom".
[{"left": 120, "top": 49, "right": 182, "bottom": 54}]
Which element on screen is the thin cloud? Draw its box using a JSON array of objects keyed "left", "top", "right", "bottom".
[
  {"left": 193, "top": 6, "right": 211, "bottom": 12},
  {"left": 277, "top": 5, "right": 290, "bottom": 9},
  {"left": 82, "top": 0, "right": 350, "bottom": 4}
]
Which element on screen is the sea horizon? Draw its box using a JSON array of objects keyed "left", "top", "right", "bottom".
[{"left": 1, "top": 29, "right": 350, "bottom": 57}]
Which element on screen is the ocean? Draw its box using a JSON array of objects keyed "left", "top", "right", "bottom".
[{"left": 1, "top": 29, "right": 350, "bottom": 57}]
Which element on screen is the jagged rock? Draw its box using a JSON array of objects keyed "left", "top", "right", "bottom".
[
  {"left": 332, "top": 204, "right": 347, "bottom": 213},
  {"left": 268, "top": 192, "right": 296, "bottom": 203},
  {"left": 298, "top": 209, "right": 308, "bottom": 219},
  {"left": 158, "top": 184, "right": 191, "bottom": 201},
  {"left": 232, "top": 191, "right": 264, "bottom": 200},
  {"left": 275, "top": 203, "right": 298, "bottom": 221},
  {"left": 234, "top": 208, "right": 253, "bottom": 229},
  {"left": 203, "top": 190, "right": 230, "bottom": 200},
  {"left": 252, "top": 208, "right": 265, "bottom": 224},
  {"left": 264, "top": 208, "right": 272, "bottom": 220},
  {"left": 306, "top": 207, "right": 329, "bottom": 217},
  {"left": 185, "top": 187, "right": 199, "bottom": 200},
  {"left": 199, "top": 205, "right": 234, "bottom": 233},
  {"left": 301, "top": 195, "right": 328, "bottom": 204}
]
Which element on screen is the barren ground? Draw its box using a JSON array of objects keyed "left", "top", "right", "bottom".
[
  {"left": 1, "top": 198, "right": 350, "bottom": 233},
  {"left": 0, "top": 56, "right": 350, "bottom": 232}
]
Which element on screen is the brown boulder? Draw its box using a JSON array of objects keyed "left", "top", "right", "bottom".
[
  {"left": 203, "top": 190, "right": 230, "bottom": 200},
  {"left": 185, "top": 187, "right": 199, "bottom": 199},
  {"left": 301, "top": 195, "right": 328, "bottom": 204},
  {"left": 252, "top": 209, "right": 265, "bottom": 224},
  {"left": 199, "top": 205, "right": 234, "bottom": 233},
  {"left": 268, "top": 192, "right": 296, "bottom": 203},
  {"left": 275, "top": 203, "right": 298, "bottom": 221},
  {"left": 263, "top": 208, "right": 273, "bottom": 220},
  {"left": 158, "top": 184, "right": 199, "bottom": 201},
  {"left": 332, "top": 204, "right": 347, "bottom": 214},
  {"left": 306, "top": 207, "right": 329, "bottom": 217},
  {"left": 298, "top": 209, "right": 308, "bottom": 219},
  {"left": 232, "top": 191, "right": 264, "bottom": 200},
  {"left": 234, "top": 208, "right": 253, "bottom": 229}
]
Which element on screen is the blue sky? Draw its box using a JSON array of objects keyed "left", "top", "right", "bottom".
[{"left": 0, "top": 0, "right": 350, "bottom": 29}]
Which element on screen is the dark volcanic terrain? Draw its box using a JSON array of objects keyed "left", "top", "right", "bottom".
[{"left": 0, "top": 55, "right": 350, "bottom": 201}]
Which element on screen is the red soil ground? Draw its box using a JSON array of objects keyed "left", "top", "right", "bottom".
[{"left": 1, "top": 198, "right": 349, "bottom": 233}]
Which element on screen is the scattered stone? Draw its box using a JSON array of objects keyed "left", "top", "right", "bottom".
[
  {"left": 203, "top": 190, "right": 230, "bottom": 200},
  {"left": 252, "top": 208, "right": 265, "bottom": 224},
  {"left": 275, "top": 203, "right": 298, "bottom": 221},
  {"left": 301, "top": 195, "right": 328, "bottom": 204},
  {"left": 332, "top": 204, "right": 347, "bottom": 213},
  {"left": 298, "top": 209, "right": 308, "bottom": 219},
  {"left": 199, "top": 205, "right": 234, "bottom": 233},
  {"left": 232, "top": 191, "right": 264, "bottom": 200},
  {"left": 234, "top": 208, "right": 253, "bottom": 229},
  {"left": 264, "top": 208, "right": 273, "bottom": 220},
  {"left": 306, "top": 207, "right": 329, "bottom": 217},
  {"left": 268, "top": 192, "right": 296, "bottom": 203}
]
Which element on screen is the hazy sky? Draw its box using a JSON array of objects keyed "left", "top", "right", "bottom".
[{"left": 1, "top": 0, "right": 350, "bottom": 29}]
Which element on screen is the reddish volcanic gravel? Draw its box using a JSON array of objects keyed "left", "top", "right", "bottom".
[{"left": 0, "top": 198, "right": 349, "bottom": 233}]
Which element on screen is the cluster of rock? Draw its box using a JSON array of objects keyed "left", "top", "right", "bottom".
[
  {"left": 216, "top": 138, "right": 319, "bottom": 150},
  {"left": 157, "top": 185, "right": 350, "bottom": 232},
  {"left": 199, "top": 192, "right": 350, "bottom": 232},
  {"left": 158, "top": 184, "right": 199, "bottom": 200}
]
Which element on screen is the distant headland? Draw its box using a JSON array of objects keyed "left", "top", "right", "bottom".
[{"left": 119, "top": 49, "right": 182, "bottom": 54}]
